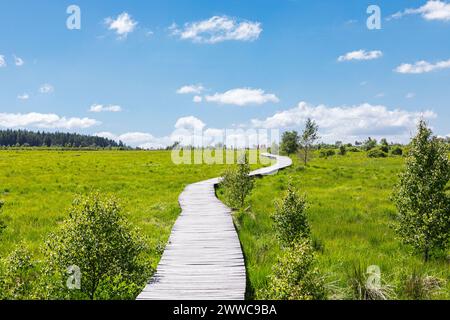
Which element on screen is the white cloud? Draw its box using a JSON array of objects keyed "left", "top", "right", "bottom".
[
  {"left": 205, "top": 88, "right": 279, "bottom": 106},
  {"left": 390, "top": 0, "right": 450, "bottom": 21},
  {"left": 193, "top": 95, "right": 203, "bottom": 103},
  {"left": 171, "top": 16, "right": 262, "bottom": 44},
  {"left": 89, "top": 104, "right": 122, "bottom": 113},
  {"left": 250, "top": 101, "right": 436, "bottom": 143},
  {"left": 375, "top": 93, "right": 386, "bottom": 98},
  {"left": 96, "top": 116, "right": 208, "bottom": 149},
  {"left": 105, "top": 12, "right": 138, "bottom": 39},
  {"left": 0, "top": 55, "right": 6, "bottom": 68},
  {"left": 116, "top": 132, "right": 157, "bottom": 144},
  {"left": 95, "top": 131, "right": 171, "bottom": 149},
  {"left": 0, "top": 112, "right": 100, "bottom": 129},
  {"left": 176, "top": 84, "right": 205, "bottom": 94},
  {"left": 17, "top": 93, "right": 29, "bottom": 100},
  {"left": 39, "top": 84, "right": 54, "bottom": 94},
  {"left": 97, "top": 115, "right": 278, "bottom": 149},
  {"left": 338, "top": 50, "right": 383, "bottom": 62},
  {"left": 394, "top": 59, "right": 450, "bottom": 74},
  {"left": 94, "top": 132, "right": 117, "bottom": 141},
  {"left": 406, "top": 92, "right": 416, "bottom": 99},
  {"left": 175, "top": 116, "right": 206, "bottom": 131},
  {"left": 14, "top": 55, "right": 24, "bottom": 66}
]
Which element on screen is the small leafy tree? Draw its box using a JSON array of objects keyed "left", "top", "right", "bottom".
[
  {"left": 380, "top": 139, "right": 389, "bottom": 153},
  {"left": 364, "top": 137, "right": 377, "bottom": 151},
  {"left": 45, "top": 192, "right": 152, "bottom": 299},
  {"left": 392, "top": 120, "right": 450, "bottom": 262},
  {"left": 280, "top": 131, "right": 300, "bottom": 156},
  {"left": 221, "top": 154, "right": 254, "bottom": 209},
  {"left": 272, "top": 182, "right": 310, "bottom": 247},
  {"left": 338, "top": 145, "right": 347, "bottom": 156},
  {"left": 299, "top": 119, "right": 319, "bottom": 165},
  {"left": 260, "top": 240, "right": 326, "bottom": 300}
]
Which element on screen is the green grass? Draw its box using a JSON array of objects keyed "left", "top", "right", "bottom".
[
  {"left": 1, "top": 149, "right": 448, "bottom": 299},
  {"left": 0, "top": 149, "right": 262, "bottom": 272},
  {"left": 218, "top": 152, "right": 450, "bottom": 300}
]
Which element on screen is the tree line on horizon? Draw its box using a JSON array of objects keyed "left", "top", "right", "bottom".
[{"left": 0, "top": 130, "right": 125, "bottom": 149}]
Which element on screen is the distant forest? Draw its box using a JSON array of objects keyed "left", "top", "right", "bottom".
[{"left": 0, "top": 130, "right": 125, "bottom": 148}]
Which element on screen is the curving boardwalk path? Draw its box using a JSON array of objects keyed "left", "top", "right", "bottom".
[{"left": 137, "top": 154, "right": 292, "bottom": 300}]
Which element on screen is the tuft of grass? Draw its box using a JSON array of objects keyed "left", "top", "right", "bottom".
[
  {"left": 400, "top": 270, "right": 445, "bottom": 300},
  {"left": 346, "top": 264, "right": 396, "bottom": 300}
]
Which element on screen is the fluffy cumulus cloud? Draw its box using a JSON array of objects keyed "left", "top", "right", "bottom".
[
  {"left": 95, "top": 131, "right": 171, "bottom": 149},
  {"left": 39, "top": 84, "right": 54, "bottom": 94},
  {"left": 176, "top": 84, "right": 205, "bottom": 94},
  {"left": 14, "top": 55, "right": 24, "bottom": 66},
  {"left": 394, "top": 59, "right": 450, "bottom": 74},
  {"left": 0, "top": 112, "right": 100, "bottom": 129},
  {"left": 338, "top": 50, "right": 383, "bottom": 62},
  {"left": 89, "top": 104, "right": 122, "bottom": 113},
  {"left": 98, "top": 114, "right": 277, "bottom": 149},
  {"left": 0, "top": 55, "right": 6, "bottom": 67},
  {"left": 205, "top": 88, "right": 279, "bottom": 106},
  {"left": 250, "top": 101, "right": 436, "bottom": 143},
  {"left": 174, "top": 116, "right": 206, "bottom": 131},
  {"left": 390, "top": 0, "right": 450, "bottom": 21},
  {"left": 171, "top": 16, "right": 262, "bottom": 44},
  {"left": 105, "top": 12, "right": 138, "bottom": 38},
  {"left": 97, "top": 116, "right": 231, "bottom": 149}
]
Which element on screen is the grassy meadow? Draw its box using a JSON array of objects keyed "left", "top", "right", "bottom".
[
  {"left": 218, "top": 151, "right": 450, "bottom": 299},
  {"left": 0, "top": 149, "right": 262, "bottom": 269},
  {"left": 0, "top": 148, "right": 448, "bottom": 299}
]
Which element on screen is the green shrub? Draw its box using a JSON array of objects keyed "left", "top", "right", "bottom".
[
  {"left": 338, "top": 145, "right": 347, "bottom": 156},
  {"left": 259, "top": 240, "right": 326, "bottom": 300},
  {"left": 380, "top": 145, "right": 389, "bottom": 153},
  {"left": 272, "top": 182, "right": 310, "bottom": 247},
  {"left": 391, "top": 147, "right": 403, "bottom": 156},
  {"left": 319, "top": 149, "right": 336, "bottom": 158},
  {"left": 367, "top": 149, "right": 388, "bottom": 158},
  {"left": 0, "top": 246, "right": 38, "bottom": 300},
  {"left": 45, "top": 192, "right": 152, "bottom": 300},
  {"left": 348, "top": 147, "right": 360, "bottom": 152},
  {"left": 94, "top": 274, "right": 142, "bottom": 300},
  {"left": 221, "top": 154, "right": 254, "bottom": 209}
]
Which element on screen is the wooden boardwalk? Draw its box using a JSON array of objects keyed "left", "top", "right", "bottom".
[{"left": 137, "top": 154, "right": 292, "bottom": 300}]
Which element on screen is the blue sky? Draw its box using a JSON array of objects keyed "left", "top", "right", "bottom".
[{"left": 0, "top": 0, "right": 449, "bottom": 147}]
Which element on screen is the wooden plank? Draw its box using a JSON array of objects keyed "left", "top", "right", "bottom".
[{"left": 137, "top": 154, "right": 292, "bottom": 300}]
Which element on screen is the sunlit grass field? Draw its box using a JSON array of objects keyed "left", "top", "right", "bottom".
[
  {"left": 218, "top": 151, "right": 450, "bottom": 299},
  {"left": 1, "top": 149, "right": 448, "bottom": 299},
  {"left": 0, "top": 149, "right": 258, "bottom": 270}
]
